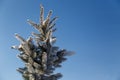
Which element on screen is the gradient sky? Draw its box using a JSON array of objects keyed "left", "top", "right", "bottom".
[{"left": 0, "top": 0, "right": 120, "bottom": 80}]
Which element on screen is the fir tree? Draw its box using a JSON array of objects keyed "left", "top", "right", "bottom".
[{"left": 12, "top": 5, "right": 74, "bottom": 80}]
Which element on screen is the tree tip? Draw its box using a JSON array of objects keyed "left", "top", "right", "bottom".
[
  {"left": 14, "top": 33, "right": 18, "bottom": 36},
  {"left": 40, "top": 4, "right": 44, "bottom": 9}
]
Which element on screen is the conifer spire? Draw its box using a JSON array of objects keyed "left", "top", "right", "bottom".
[{"left": 12, "top": 5, "right": 74, "bottom": 80}]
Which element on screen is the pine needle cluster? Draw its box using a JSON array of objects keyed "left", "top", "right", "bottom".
[{"left": 12, "top": 5, "right": 74, "bottom": 80}]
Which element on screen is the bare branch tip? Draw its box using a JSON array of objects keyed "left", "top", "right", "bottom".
[
  {"left": 40, "top": 4, "right": 44, "bottom": 9},
  {"left": 14, "top": 33, "right": 18, "bottom": 36},
  {"left": 49, "top": 10, "right": 53, "bottom": 13}
]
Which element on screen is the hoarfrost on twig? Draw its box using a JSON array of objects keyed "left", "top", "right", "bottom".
[{"left": 12, "top": 4, "right": 74, "bottom": 80}]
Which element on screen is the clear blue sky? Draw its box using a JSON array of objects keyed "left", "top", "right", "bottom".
[{"left": 0, "top": 0, "right": 120, "bottom": 80}]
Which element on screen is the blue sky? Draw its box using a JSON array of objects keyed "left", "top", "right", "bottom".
[{"left": 0, "top": 0, "right": 120, "bottom": 80}]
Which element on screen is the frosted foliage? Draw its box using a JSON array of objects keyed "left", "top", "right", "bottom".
[{"left": 12, "top": 5, "right": 74, "bottom": 80}]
